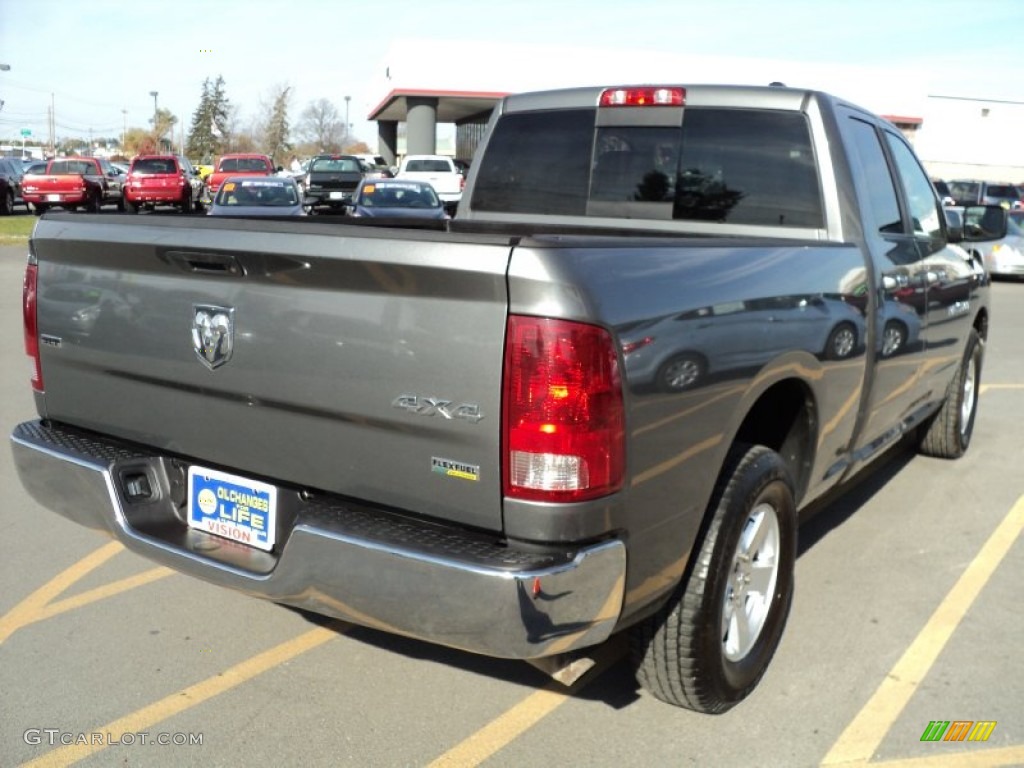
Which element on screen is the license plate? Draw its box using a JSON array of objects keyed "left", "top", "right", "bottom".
[
  {"left": 329, "top": 191, "right": 345, "bottom": 200},
  {"left": 187, "top": 466, "right": 277, "bottom": 551},
  {"left": 47, "top": 194, "right": 62, "bottom": 201}
]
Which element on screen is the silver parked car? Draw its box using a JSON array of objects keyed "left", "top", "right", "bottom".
[
  {"left": 207, "top": 176, "right": 306, "bottom": 217},
  {"left": 946, "top": 206, "right": 1024, "bottom": 277},
  {"left": 619, "top": 294, "right": 868, "bottom": 392}
]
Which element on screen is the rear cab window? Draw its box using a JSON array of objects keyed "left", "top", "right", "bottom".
[
  {"left": 405, "top": 159, "right": 454, "bottom": 173},
  {"left": 132, "top": 158, "right": 177, "bottom": 174},
  {"left": 471, "top": 103, "right": 824, "bottom": 229}
]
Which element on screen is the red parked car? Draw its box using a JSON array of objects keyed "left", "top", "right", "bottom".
[
  {"left": 206, "top": 153, "right": 278, "bottom": 199},
  {"left": 21, "top": 156, "right": 123, "bottom": 214},
  {"left": 123, "top": 155, "right": 200, "bottom": 213}
]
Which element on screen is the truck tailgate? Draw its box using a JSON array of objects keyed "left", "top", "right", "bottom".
[
  {"left": 31, "top": 215, "right": 512, "bottom": 532},
  {"left": 26, "top": 175, "right": 85, "bottom": 194},
  {"left": 398, "top": 171, "right": 462, "bottom": 196}
]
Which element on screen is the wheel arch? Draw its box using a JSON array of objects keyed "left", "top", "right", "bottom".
[
  {"left": 729, "top": 377, "right": 817, "bottom": 506},
  {"left": 973, "top": 305, "right": 989, "bottom": 343}
]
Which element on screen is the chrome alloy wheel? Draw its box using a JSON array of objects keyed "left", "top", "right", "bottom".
[
  {"left": 663, "top": 357, "right": 701, "bottom": 390},
  {"left": 881, "top": 324, "right": 905, "bottom": 357},
  {"left": 960, "top": 355, "right": 977, "bottom": 440},
  {"left": 832, "top": 327, "right": 856, "bottom": 359},
  {"left": 721, "top": 501, "right": 781, "bottom": 662}
]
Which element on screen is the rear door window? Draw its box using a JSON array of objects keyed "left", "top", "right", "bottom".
[
  {"left": 655, "top": 109, "right": 822, "bottom": 227},
  {"left": 472, "top": 106, "right": 823, "bottom": 228},
  {"left": 471, "top": 109, "right": 594, "bottom": 215}
]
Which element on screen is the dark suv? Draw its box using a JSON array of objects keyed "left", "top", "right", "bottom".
[
  {"left": 947, "top": 180, "right": 1022, "bottom": 208},
  {"left": 0, "top": 156, "right": 28, "bottom": 214}
]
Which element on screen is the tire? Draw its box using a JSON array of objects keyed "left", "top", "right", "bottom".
[
  {"left": 179, "top": 191, "right": 193, "bottom": 214},
  {"left": 123, "top": 197, "right": 138, "bottom": 214},
  {"left": 880, "top": 320, "right": 907, "bottom": 358},
  {"left": 824, "top": 321, "right": 857, "bottom": 360},
  {"left": 116, "top": 196, "right": 125, "bottom": 212},
  {"left": 918, "top": 328, "right": 982, "bottom": 459},
  {"left": 631, "top": 444, "right": 796, "bottom": 713},
  {"left": 33, "top": 204, "right": 47, "bottom": 216},
  {"left": 0, "top": 189, "right": 12, "bottom": 215},
  {"left": 86, "top": 190, "right": 102, "bottom": 213},
  {"left": 656, "top": 353, "right": 706, "bottom": 392}
]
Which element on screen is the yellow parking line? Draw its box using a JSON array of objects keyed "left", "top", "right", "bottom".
[
  {"left": 426, "top": 639, "right": 624, "bottom": 767},
  {"left": 979, "top": 383, "right": 1024, "bottom": 394},
  {"left": 30, "top": 567, "right": 174, "bottom": 625},
  {"left": 869, "top": 745, "right": 1024, "bottom": 767},
  {"left": 0, "top": 540, "right": 124, "bottom": 644},
  {"left": 426, "top": 681, "right": 580, "bottom": 767},
  {"left": 21, "top": 622, "right": 346, "bottom": 768},
  {"left": 820, "top": 494, "right": 1024, "bottom": 765}
]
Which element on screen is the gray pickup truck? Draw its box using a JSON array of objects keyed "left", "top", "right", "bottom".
[{"left": 11, "top": 84, "right": 1002, "bottom": 713}]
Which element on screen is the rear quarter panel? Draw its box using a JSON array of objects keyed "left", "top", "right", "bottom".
[{"left": 505, "top": 238, "right": 870, "bottom": 617}]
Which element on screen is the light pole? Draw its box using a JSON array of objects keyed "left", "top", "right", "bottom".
[
  {"left": 121, "top": 109, "right": 127, "bottom": 152},
  {"left": 149, "top": 90, "right": 159, "bottom": 148},
  {"left": 0, "top": 64, "right": 8, "bottom": 115},
  {"left": 344, "top": 95, "right": 351, "bottom": 146}
]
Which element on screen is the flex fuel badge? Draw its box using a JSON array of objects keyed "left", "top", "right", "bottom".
[{"left": 432, "top": 457, "right": 480, "bottom": 482}]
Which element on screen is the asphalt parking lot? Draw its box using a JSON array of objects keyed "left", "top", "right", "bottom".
[{"left": 0, "top": 240, "right": 1021, "bottom": 768}]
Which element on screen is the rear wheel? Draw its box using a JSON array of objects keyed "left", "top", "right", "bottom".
[
  {"left": 918, "top": 329, "right": 982, "bottom": 459},
  {"left": 0, "top": 188, "right": 12, "bottom": 215},
  {"left": 86, "top": 190, "right": 102, "bottom": 213},
  {"left": 179, "top": 190, "right": 193, "bottom": 213},
  {"left": 824, "top": 322, "right": 857, "bottom": 360},
  {"left": 33, "top": 203, "right": 47, "bottom": 216},
  {"left": 631, "top": 444, "right": 796, "bottom": 712},
  {"left": 123, "top": 197, "right": 138, "bottom": 214}
]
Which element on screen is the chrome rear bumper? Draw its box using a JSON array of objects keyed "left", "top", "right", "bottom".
[{"left": 10, "top": 420, "right": 625, "bottom": 659}]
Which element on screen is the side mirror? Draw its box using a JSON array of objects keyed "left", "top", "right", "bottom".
[
  {"left": 276, "top": 165, "right": 284, "bottom": 173},
  {"left": 961, "top": 204, "right": 1008, "bottom": 242}
]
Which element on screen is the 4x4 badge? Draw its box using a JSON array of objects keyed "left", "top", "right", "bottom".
[{"left": 192, "top": 305, "right": 234, "bottom": 369}]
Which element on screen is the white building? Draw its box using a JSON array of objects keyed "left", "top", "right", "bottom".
[{"left": 370, "top": 39, "right": 1024, "bottom": 183}]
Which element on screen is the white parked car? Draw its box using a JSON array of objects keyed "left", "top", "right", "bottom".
[
  {"left": 947, "top": 206, "right": 1024, "bottom": 277},
  {"left": 395, "top": 155, "right": 464, "bottom": 212}
]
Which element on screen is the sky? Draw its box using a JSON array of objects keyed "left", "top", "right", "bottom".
[{"left": 0, "top": 0, "right": 1021, "bottom": 151}]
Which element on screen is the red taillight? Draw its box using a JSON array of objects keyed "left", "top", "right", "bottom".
[
  {"left": 503, "top": 315, "right": 625, "bottom": 502},
  {"left": 621, "top": 336, "right": 654, "bottom": 355},
  {"left": 600, "top": 87, "right": 685, "bottom": 107},
  {"left": 23, "top": 262, "right": 42, "bottom": 392}
]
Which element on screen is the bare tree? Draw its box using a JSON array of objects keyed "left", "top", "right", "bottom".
[
  {"left": 298, "top": 98, "right": 344, "bottom": 153},
  {"left": 152, "top": 107, "right": 178, "bottom": 153}
]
